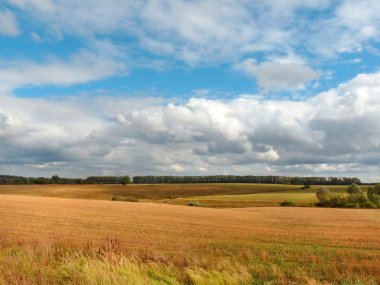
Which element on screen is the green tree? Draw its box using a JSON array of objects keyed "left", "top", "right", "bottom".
[
  {"left": 367, "top": 184, "right": 380, "bottom": 207},
  {"left": 347, "top": 183, "right": 362, "bottom": 195},
  {"left": 51, "top": 175, "right": 60, "bottom": 184},
  {"left": 316, "top": 187, "right": 330, "bottom": 204},
  {"left": 347, "top": 183, "right": 369, "bottom": 208},
  {"left": 121, "top": 176, "right": 131, "bottom": 185}
]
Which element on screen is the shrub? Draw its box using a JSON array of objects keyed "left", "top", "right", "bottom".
[
  {"left": 359, "top": 201, "right": 377, "bottom": 209},
  {"left": 347, "top": 183, "right": 362, "bottom": 195},
  {"left": 187, "top": 201, "right": 202, "bottom": 207},
  {"left": 111, "top": 196, "right": 139, "bottom": 202},
  {"left": 302, "top": 184, "right": 311, "bottom": 189},
  {"left": 328, "top": 194, "right": 346, "bottom": 208},
  {"left": 346, "top": 191, "right": 368, "bottom": 208},
  {"left": 342, "top": 202, "right": 357, "bottom": 208},
  {"left": 367, "top": 184, "right": 380, "bottom": 208},
  {"left": 280, "top": 201, "right": 295, "bottom": 207},
  {"left": 316, "top": 187, "right": 330, "bottom": 204}
]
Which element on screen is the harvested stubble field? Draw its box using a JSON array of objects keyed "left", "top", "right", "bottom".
[{"left": 0, "top": 194, "right": 379, "bottom": 284}]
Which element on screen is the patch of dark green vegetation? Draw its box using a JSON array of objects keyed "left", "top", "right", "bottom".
[
  {"left": 0, "top": 174, "right": 131, "bottom": 185},
  {"left": 187, "top": 201, "right": 202, "bottom": 207},
  {"left": 111, "top": 196, "right": 139, "bottom": 202},
  {"left": 280, "top": 201, "right": 295, "bottom": 207},
  {"left": 133, "top": 175, "right": 361, "bottom": 185},
  {"left": 316, "top": 183, "right": 380, "bottom": 209}
]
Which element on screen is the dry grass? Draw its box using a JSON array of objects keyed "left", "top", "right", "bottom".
[{"left": 0, "top": 194, "right": 379, "bottom": 284}]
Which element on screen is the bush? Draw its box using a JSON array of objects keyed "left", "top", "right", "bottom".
[
  {"left": 315, "top": 184, "right": 378, "bottom": 209},
  {"left": 368, "top": 184, "right": 380, "bottom": 208},
  {"left": 280, "top": 201, "right": 295, "bottom": 207},
  {"left": 111, "top": 196, "right": 139, "bottom": 202},
  {"left": 187, "top": 201, "right": 202, "bottom": 207},
  {"left": 347, "top": 191, "right": 368, "bottom": 208},
  {"left": 359, "top": 201, "right": 377, "bottom": 209},
  {"left": 342, "top": 202, "right": 357, "bottom": 208},
  {"left": 302, "top": 184, "right": 311, "bottom": 189},
  {"left": 347, "top": 183, "right": 362, "bottom": 195},
  {"left": 316, "top": 187, "right": 330, "bottom": 204},
  {"left": 328, "top": 194, "right": 346, "bottom": 208}
]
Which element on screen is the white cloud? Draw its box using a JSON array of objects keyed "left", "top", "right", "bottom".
[
  {"left": 307, "top": 0, "right": 380, "bottom": 56},
  {"left": 1, "top": 71, "right": 380, "bottom": 180},
  {"left": 11, "top": 0, "right": 378, "bottom": 65},
  {"left": 0, "top": 49, "right": 127, "bottom": 90},
  {"left": 238, "top": 58, "right": 320, "bottom": 91},
  {"left": 0, "top": 10, "right": 20, "bottom": 36},
  {"left": 9, "top": 0, "right": 55, "bottom": 11},
  {"left": 30, "top": 31, "right": 42, "bottom": 42}
]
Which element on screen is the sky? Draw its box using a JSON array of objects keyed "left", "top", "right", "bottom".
[{"left": 1, "top": 0, "right": 380, "bottom": 181}]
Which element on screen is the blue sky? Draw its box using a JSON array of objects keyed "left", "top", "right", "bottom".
[{"left": 1, "top": 0, "right": 380, "bottom": 181}]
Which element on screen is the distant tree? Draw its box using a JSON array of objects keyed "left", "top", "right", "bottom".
[
  {"left": 346, "top": 183, "right": 369, "bottom": 208},
  {"left": 303, "top": 184, "right": 311, "bottom": 189},
  {"left": 347, "top": 183, "right": 362, "bottom": 195},
  {"left": 121, "top": 176, "right": 131, "bottom": 185},
  {"left": 328, "top": 194, "right": 346, "bottom": 208},
  {"left": 316, "top": 187, "right": 330, "bottom": 204},
  {"left": 367, "top": 184, "right": 380, "bottom": 207},
  {"left": 51, "top": 175, "right": 60, "bottom": 184}
]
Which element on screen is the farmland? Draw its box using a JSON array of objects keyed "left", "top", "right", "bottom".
[
  {"left": 0, "top": 183, "right": 364, "bottom": 207},
  {"left": 0, "top": 184, "right": 379, "bottom": 284},
  {"left": 0, "top": 195, "right": 380, "bottom": 284},
  {"left": 169, "top": 185, "right": 364, "bottom": 207},
  {"left": 0, "top": 183, "right": 303, "bottom": 200}
]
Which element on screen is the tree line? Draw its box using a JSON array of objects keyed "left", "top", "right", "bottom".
[
  {"left": 316, "top": 183, "right": 380, "bottom": 208},
  {"left": 0, "top": 174, "right": 362, "bottom": 185},
  {"left": 132, "top": 175, "right": 361, "bottom": 185},
  {"left": 0, "top": 175, "right": 131, "bottom": 185}
]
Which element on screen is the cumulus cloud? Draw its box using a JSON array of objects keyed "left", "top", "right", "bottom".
[
  {"left": 238, "top": 58, "right": 320, "bottom": 91},
  {"left": 0, "top": 10, "right": 20, "bottom": 36},
  {"left": 0, "top": 71, "right": 380, "bottom": 180}
]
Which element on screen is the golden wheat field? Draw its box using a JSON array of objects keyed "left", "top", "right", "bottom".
[{"left": 0, "top": 193, "right": 379, "bottom": 284}]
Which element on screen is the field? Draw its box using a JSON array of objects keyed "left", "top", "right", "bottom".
[
  {"left": 0, "top": 183, "right": 357, "bottom": 205},
  {"left": 0, "top": 184, "right": 379, "bottom": 284},
  {"left": 0, "top": 183, "right": 303, "bottom": 200},
  {"left": 0, "top": 183, "right": 361, "bottom": 208},
  {"left": 170, "top": 186, "right": 359, "bottom": 207},
  {"left": 171, "top": 192, "right": 318, "bottom": 207}
]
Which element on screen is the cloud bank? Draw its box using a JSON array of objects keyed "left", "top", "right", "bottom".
[{"left": 1, "top": 72, "right": 380, "bottom": 180}]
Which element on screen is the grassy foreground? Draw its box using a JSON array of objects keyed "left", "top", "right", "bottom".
[{"left": 1, "top": 194, "right": 379, "bottom": 284}]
